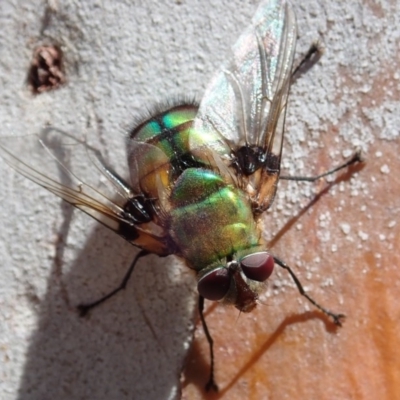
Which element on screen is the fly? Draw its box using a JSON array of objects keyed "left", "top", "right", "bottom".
[{"left": 0, "top": 0, "right": 363, "bottom": 392}]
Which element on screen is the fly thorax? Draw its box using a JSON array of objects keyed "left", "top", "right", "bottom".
[{"left": 168, "top": 168, "right": 260, "bottom": 269}]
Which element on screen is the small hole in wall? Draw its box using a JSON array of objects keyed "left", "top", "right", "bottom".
[{"left": 28, "top": 45, "right": 66, "bottom": 94}]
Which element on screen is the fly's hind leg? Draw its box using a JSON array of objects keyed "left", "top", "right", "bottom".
[
  {"left": 288, "top": 41, "right": 365, "bottom": 182},
  {"left": 291, "top": 42, "right": 324, "bottom": 83}
]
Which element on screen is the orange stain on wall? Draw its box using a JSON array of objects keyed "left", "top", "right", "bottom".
[{"left": 182, "top": 139, "right": 400, "bottom": 399}]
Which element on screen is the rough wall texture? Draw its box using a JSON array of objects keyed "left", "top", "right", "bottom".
[{"left": 0, "top": 1, "right": 399, "bottom": 400}]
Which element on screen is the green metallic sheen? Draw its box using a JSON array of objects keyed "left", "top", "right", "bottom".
[
  {"left": 135, "top": 106, "right": 197, "bottom": 142},
  {"left": 171, "top": 168, "right": 225, "bottom": 207},
  {"left": 162, "top": 109, "right": 196, "bottom": 129},
  {"left": 133, "top": 106, "right": 231, "bottom": 173},
  {"left": 135, "top": 121, "right": 162, "bottom": 140},
  {"left": 169, "top": 169, "right": 259, "bottom": 270},
  {"left": 131, "top": 105, "right": 261, "bottom": 272},
  {"left": 135, "top": 117, "right": 197, "bottom": 161}
]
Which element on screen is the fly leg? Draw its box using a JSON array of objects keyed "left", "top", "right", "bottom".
[
  {"left": 291, "top": 42, "right": 324, "bottom": 83},
  {"left": 288, "top": 44, "right": 364, "bottom": 182},
  {"left": 273, "top": 256, "right": 345, "bottom": 326},
  {"left": 198, "top": 295, "right": 218, "bottom": 392},
  {"left": 280, "top": 150, "right": 363, "bottom": 182},
  {"left": 78, "top": 249, "right": 149, "bottom": 316}
]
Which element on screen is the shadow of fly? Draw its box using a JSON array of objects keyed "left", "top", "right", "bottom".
[{"left": 0, "top": 0, "right": 364, "bottom": 391}]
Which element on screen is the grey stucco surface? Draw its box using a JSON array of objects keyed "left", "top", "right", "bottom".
[{"left": 0, "top": 1, "right": 399, "bottom": 399}]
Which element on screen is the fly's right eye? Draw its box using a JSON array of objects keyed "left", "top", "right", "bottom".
[
  {"left": 240, "top": 251, "right": 274, "bottom": 282},
  {"left": 197, "top": 268, "right": 231, "bottom": 301}
]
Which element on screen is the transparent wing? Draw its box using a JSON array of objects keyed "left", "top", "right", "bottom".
[
  {"left": 0, "top": 129, "right": 169, "bottom": 255},
  {"left": 194, "top": 0, "right": 296, "bottom": 211}
]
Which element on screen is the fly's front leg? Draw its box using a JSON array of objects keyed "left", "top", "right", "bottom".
[
  {"left": 198, "top": 295, "right": 218, "bottom": 392},
  {"left": 78, "top": 249, "right": 149, "bottom": 316},
  {"left": 273, "top": 256, "right": 345, "bottom": 326},
  {"left": 280, "top": 150, "right": 364, "bottom": 182}
]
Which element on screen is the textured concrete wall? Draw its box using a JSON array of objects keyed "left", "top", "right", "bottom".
[{"left": 1, "top": 1, "right": 399, "bottom": 400}]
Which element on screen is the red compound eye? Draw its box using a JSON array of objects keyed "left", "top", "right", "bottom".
[
  {"left": 197, "top": 268, "right": 231, "bottom": 301},
  {"left": 240, "top": 252, "right": 274, "bottom": 282}
]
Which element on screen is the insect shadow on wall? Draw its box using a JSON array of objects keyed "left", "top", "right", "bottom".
[{"left": 0, "top": 0, "right": 365, "bottom": 391}]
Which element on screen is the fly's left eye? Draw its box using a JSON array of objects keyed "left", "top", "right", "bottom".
[
  {"left": 240, "top": 252, "right": 274, "bottom": 282},
  {"left": 197, "top": 268, "right": 231, "bottom": 301}
]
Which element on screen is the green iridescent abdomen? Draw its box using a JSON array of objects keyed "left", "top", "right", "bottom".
[
  {"left": 130, "top": 104, "right": 232, "bottom": 199},
  {"left": 130, "top": 104, "right": 260, "bottom": 270},
  {"left": 169, "top": 168, "right": 259, "bottom": 270}
]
